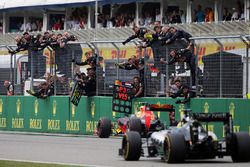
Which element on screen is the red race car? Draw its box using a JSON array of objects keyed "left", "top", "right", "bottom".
[{"left": 97, "top": 103, "right": 176, "bottom": 138}]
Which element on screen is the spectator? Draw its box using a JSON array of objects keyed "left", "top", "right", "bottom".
[
  {"left": 115, "top": 14, "right": 125, "bottom": 27},
  {"left": 74, "top": 19, "right": 82, "bottom": 30},
  {"left": 36, "top": 20, "right": 43, "bottom": 31},
  {"left": 66, "top": 16, "right": 74, "bottom": 29},
  {"left": 195, "top": 5, "right": 205, "bottom": 22},
  {"left": 128, "top": 13, "right": 135, "bottom": 27},
  {"left": 105, "top": 15, "right": 113, "bottom": 28},
  {"left": 144, "top": 12, "right": 153, "bottom": 26},
  {"left": 231, "top": 8, "right": 239, "bottom": 20},
  {"left": 170, "top": 10, "right": 181, "bottom": 24},
  {"left": 180, "top": 10, "right": 186, "bottom": 23},
  {"left": 31, "top": 22, "right": 37, "bottom": 31},
  {"left": 155, "top": 9, "right": 161, "bottom": 22},
  {"left": 79, "top": 17, "right": 86, "bottom": 29},
  {"left": 4, "top": 80, "right": 14, "bottom": 96},
  {"left": 205, "top": 7, "right": 214, "bottom": 22},
  {"left": 139, "top": 15, "right": 145, "bottom": 26},
  {"left": 223, "top": 8, "right": 232, "bottom": 21},
  {"left": 237, "top": 0, "right": 244, "bottom": 20},
  {"left": 52, "top": 20, "right": 62, "bottom": 30},
  {"left": 132, "top": 77, "right": 144, "bottom": 98},
  {"left": 0, "top": 21, "right": 3, "bottom": 33},
  {"left": 162, "top": 11, "right": 169, "bottom": 24},
  {"left": 239, "top": 9, "right": 245, "bottom": 20},
  {"left": 20, "top": 22, "right": 32, "bottom": 32},
  {"left": 97, "top": 13, "right": 105, "bottom": 28}
]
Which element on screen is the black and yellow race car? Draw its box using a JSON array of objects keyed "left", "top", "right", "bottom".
[{"left": 120, "top": 110, "right": 250, "bottom": 163}]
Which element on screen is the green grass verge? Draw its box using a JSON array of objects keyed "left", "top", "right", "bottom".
[{"left": 0, "top": 160, "right": 83, "bottom": 167}]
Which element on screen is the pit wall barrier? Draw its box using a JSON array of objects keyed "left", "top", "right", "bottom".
[{"left": 0, "top": 96, "right": 250, "bottom": 138}]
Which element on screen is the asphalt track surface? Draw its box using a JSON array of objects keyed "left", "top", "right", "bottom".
[{"left": 0, "top": 132, "right": 250, "bottom": 167}]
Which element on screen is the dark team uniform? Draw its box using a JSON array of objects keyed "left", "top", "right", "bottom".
[
  {"left": 168, "top": 49, "right": 196, "bottom": 86},
  {"left": 116, "top": 57, "right": 145, "bottom": 84},
  {"left": 84, "top": 77, "right": 96, "bottom": 96},
  {"left": 74, "top": 54, "right": 103, "bottom": 71},
  {"left": 166, "top": 29, "right": 192, "bottom": 44},
  {"left": 132, "top": 82, "right": 144, "bottom": 97},
  {"left": 26, "top": 82, "right": 54, "bottom": 99},
  {"left": 122, "top": 28, "right": 148, "bottom": 44},
  {"left": 171, "top": 85, "right": 195, "bottom": 104}
]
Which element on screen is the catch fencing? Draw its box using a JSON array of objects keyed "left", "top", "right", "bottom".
[{"left": 0, "top": 35, "right": 249, "bottom": 98}]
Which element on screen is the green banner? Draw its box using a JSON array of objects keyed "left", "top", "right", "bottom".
[
  {"left": 8, "top": 97, "right": 25, "bottom": 130},
  {"left": 0, "top": 96, "right": 7, "bottom": 129},
  {"left": 24, "top": 97, "right": 46, "bottom": 132},
  {"left": 0, "top": 96, "right": 249, "bottom": 136}
]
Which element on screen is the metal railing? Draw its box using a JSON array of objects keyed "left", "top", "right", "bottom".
[
  {"left": 192, "top": 35, "right": 250, "bottom": 98},
  {"left": 0, "top": 35, "right": 249, "bottom": 98}
]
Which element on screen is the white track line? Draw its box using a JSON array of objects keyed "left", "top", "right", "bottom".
[{"left": 0, "top": 158, "right": 112, "bottom": 167}]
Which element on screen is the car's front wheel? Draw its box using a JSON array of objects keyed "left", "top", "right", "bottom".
[
  {"left": 97, "top": 117, "right": 112, "bottom": 138},
  {"left": 164, "top": 133, "right": 186, "bottom": 163},
  {"left": 122, "top": 131, "right": 141, "bottom": 161}
]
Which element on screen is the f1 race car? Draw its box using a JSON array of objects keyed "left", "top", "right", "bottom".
[
  {"left": 119, "top": 110, "right": 250, "bottom": 163},
  {"left": 97, "top": 103, "right": 176, "bottom": 138}
]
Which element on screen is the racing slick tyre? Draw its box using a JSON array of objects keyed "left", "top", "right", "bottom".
[
  {"left": 122, "top": 131, "right": 141, "bottom": 161},
  {"left": 97, "top": 118, "right": 112, "bottom": 138},
  {"left": 164, "top": 133, "right": 186, "bottom": 163},
  {"left": 231, "top": 132, "right": 250, "bottom": 162},
  {"left": 128, "top": 118, "right": 142, "bottom": 133}
]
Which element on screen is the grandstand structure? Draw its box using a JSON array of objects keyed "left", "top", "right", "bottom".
[
  {"left": 0, "top": 21, "right": 250, "bottom": 45},
  {"left": 0, "top": 0, "right": 250, "bottom": 44},
  {"left": 0, "top": 0, "right": 250, "bottom": 43}
]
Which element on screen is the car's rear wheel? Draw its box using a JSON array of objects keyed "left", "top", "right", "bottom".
[
  {"left": 97, "top": 118, "right": 112, "bottom": 138},
  {"left": 231, "top": 132, "right": 250, "bottom": 162},
  {"left": 164, "top": 133, "right": 186, "bottom": 163},
  {"left": 128, "top": 117, "right": 142, "bottom": 133},
  {"left": 122, "top": 131, "right": 141, "bottom": 161}
]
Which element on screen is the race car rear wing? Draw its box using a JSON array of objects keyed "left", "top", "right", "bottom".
[
  {"left": 149, "top": 104, "right": 175, "bottom": 112},
  {"left": 190, "top": 112, "right": 231, "bottom": 123},
  {"left": 183, "top": 110, "right": 234, "bottom": 136}
]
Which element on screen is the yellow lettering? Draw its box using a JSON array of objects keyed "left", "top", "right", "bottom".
[
  {"left": 86, "top": 121, "right": 98, "bottom": 133},
  {"left": 29, "top": 119, "right": 42, "bottom": 129},
  {"left": 222, "top": 125, "right": 241, "bottom": 137},
  {"left": 48, "top": 119, "right": 60, "bottom": 130},
  {"left": 222, "top": 126, "right": 225, "bottom": 137},
  {"left": 208, "top": 125, "right": 214, "bottom": 132},
  {"left": 12, "top": 118, "right": 24, "bottom": 129},
  {"left": 233, "top": 125, "right": 240, "bottom": 132},
  {"left": 203, "top": 124, "right": 214, "bottom": 132},
  {"left": 0, "top": 118, "right": 6, "bottom": 128},
  {"left": 66, "top": 120, "right": 80, "bottom": 131}
]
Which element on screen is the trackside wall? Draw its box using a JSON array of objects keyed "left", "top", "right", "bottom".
[{"left": 0, "top": 96, "right": 249, "bottom": 137}]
